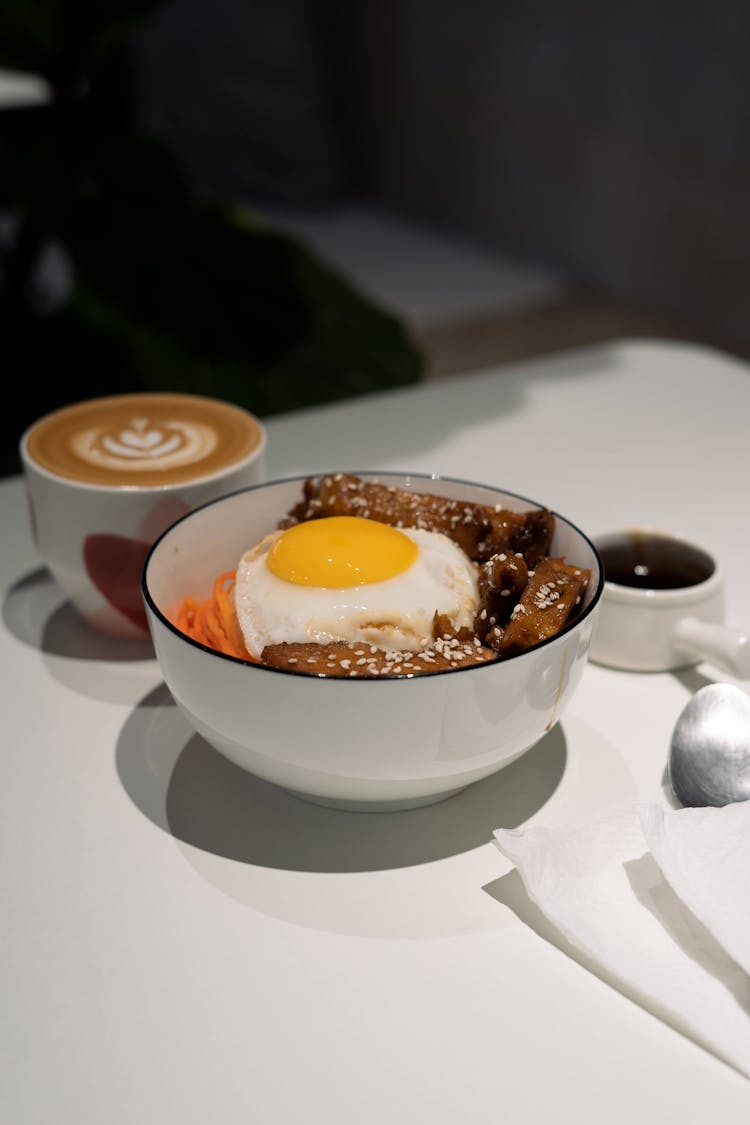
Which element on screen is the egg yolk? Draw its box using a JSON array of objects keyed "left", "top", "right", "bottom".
[{"left": 267, "top": 516, "right": 419, "bottom": 587}]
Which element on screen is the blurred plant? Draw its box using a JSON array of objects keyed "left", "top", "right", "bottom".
[{"left": 0, "top": 0, "right": 423, "bottom": 474}]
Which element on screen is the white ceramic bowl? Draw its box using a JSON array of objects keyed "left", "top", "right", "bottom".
[{"left": 142, "top": 472, "right": 603, "bottom": 810}]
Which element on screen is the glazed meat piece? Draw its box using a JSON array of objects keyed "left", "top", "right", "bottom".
[
  {"left": 494, "top": 556, "right": 591, "bottom": 658},
  {"left": 474, "top": 551, "right": 529, "bottom": 645},
  {"left": 480, "top": 508, "right": 554, "bottom": 569},
  {"left": 262, "top": 630, "right": 497, "bottom": 677},
  {"left": 283, "top": 473, "right": 554, "bottom": 566},
  {"left": 263, "top": 611, "right": 496, "bottom": 677}
]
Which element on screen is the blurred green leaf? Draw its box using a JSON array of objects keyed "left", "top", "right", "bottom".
[
  {"left": 0, "top": 1, "right": 59, "bottom": 73},
  {"left": 0, "top": 0, "right": 172, "bottom": 76},
  {"left": 70, "top": 206, "right": 311, "bottom": 368},
  {"left": 69, "top": 207, "right": 422, "bottom": 415}
]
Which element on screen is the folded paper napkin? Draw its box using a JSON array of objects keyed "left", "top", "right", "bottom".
[{"left": 494, "top": 800, "right": 750, "bottom": 1077}]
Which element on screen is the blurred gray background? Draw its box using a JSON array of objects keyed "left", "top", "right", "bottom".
[{"left": 133, "top": 0, "right": 750, "bottom": 372}]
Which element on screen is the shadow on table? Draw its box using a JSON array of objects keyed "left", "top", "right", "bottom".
[
  {"left": 484, "top": 867, "right": 589, "bottom": 963},
  {"left": 116, "top": 682, "right": 567, "bottom": 872},
  {"left": 264, "top": 341, "right": 626, "bottom": 475},
  {"left": 3, "top": 567, "right": 154, "bottom": 661}
]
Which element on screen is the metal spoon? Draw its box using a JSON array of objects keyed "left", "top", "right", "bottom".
[{"left": 668, "top": 683, "right": 750, "bottom": 807}]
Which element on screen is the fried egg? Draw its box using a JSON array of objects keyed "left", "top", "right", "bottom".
[{"left": 233, "top": 515, "right": 478, "bottom": 658}]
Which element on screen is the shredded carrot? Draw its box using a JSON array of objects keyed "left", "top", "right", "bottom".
[{"left": 173, "top": 570, "right": 257, "bottom": 661}]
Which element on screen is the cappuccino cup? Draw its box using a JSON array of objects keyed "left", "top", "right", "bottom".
[{"left": 20, "top": 392, "right": 266, "bottom": 638}]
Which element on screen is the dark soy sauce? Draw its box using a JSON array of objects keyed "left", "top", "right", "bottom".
[{"left": 598, "top": 531, "right": 715, "bottom": 591}]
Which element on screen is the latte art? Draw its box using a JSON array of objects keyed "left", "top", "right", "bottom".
[
  {"left": 23, "top": 392, "right": 264, "bottom": 488},
  {"left": 73, "top": 417, "right": 218, "bottom": 472}
]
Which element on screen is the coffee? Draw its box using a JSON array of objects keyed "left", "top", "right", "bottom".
[
  {"left": 23, "top": 392, "right": 264, "bottom": 488},
  {"left": 598, "top": 531, "right": 715, "bottom": 591}
]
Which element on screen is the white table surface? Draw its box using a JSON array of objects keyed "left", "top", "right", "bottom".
[{"left": 3, "top": 339, "right": 750, "bottom": 1123}]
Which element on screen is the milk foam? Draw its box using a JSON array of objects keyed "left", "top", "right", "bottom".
[
  {"left": 23, "top": 392, "right": 264, "bottom": 487},
  {"left": 72, "top": 417, "right": 217, "bottom": 473}
]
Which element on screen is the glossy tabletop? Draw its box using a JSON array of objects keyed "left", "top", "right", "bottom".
[{"left": 3, "top": 339, "right": 750, "bottom": 1122}]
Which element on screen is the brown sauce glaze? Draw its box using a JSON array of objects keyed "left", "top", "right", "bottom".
[{"left": 598, "top": 531, "right": 714, "bottom": 591}]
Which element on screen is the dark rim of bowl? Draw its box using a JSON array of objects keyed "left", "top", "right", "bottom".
[{"left": 141, "top": 469, "right": 605, "bottom": 681}]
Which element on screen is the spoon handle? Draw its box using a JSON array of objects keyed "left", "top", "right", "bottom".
[{"left": 672, "top": 617, "right": 750, "bottom": 679}]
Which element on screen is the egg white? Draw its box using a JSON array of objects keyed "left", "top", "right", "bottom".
[{"left": 233, "top": 525, "right": 478, "bottom": 658}]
